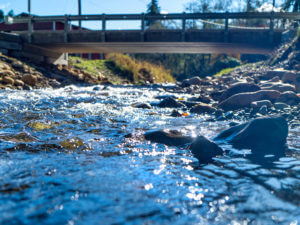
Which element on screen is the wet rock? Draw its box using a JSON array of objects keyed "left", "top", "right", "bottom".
[
  {"left": 144, "top": 129, "right": 193, "bottom": 146},
  {"left": 181, "top": 76, "right": 202, "bottom": 86},
  {"left": 281, "top": 71, "right": 300, "bottom": 93},
  {"left": 170, "top": 110, "right": 182, "bottom": 117},
  {"left": 132, "top": 102, "right": 152, "bottom": 109},
  {"left": 210, "top": 91, "right": 223, "bottom": 101},
  {"left": 262, "top": 68, "right": 288, "bottom": 80},
  {"left": 274, "top": 102, "right": 290, "bottom": 110},
  {"left": 251, "top": 100, "right": 272, "bottom": 109},
  {"left": 260, "top": 82, "right": 296, "bottom": 92},
  {"left": 2, "top": 76, "right": 14, "bottom": 85},
  {"left": 190, "top": 103, "right": 216, "bottom": 114},
  {"left": 214, "top": 116, "right": 288, "bottom": 155},
  {"left": 158, "top": 97, "right": 185, "bottom": 108},
  {"left": 188, "top": 95, "right": 211, "bottom": 104},
  {"left": 218, "top": 90, "right": 280, "bottom": 111},
  {"left": 277, "top": 91, "right": 300, "bottom": 105},
  {"left": 219, "top": 82, "right": 260, "bottom": 102},
  {"left": 258, "top": 105, "right": 268, "bottom": 115},
  {"left": 22, "top": 74, "right": 37, "bottom": 86},
  {"left": 268, "top": 76, "right": 280, "bottom": 82},
  {"left": 190, "top": 136, "right": 223, "bottom": 164}
]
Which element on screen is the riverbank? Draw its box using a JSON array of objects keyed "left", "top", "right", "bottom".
[{"left": 0, "top": 52, "right": 174, "bottom": 90}]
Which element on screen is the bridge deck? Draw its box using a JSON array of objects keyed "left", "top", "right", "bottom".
[{"left": 16, "top": 29, "right": 282, "bottom": 54}]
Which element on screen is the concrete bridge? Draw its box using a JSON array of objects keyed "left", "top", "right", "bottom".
[{"left": 1, "top": 12, "right": 300, "bottom": 64}]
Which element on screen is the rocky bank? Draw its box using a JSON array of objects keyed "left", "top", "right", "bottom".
[{"left": 139, "top": 36, "right": 300, "bottom": 163}]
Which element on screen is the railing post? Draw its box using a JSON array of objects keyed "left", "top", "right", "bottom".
[
  {"left": 102, "top": 14, "right": 106, "bottom": 42},
  {"left": 269, "top": 11, "right": 274, "bottom": 45},
  {"left": 52, "top": 21, "right": 56, "bottom": 31},
  {"left": 141, "top": 13, "right": 145, "bottom": 42},
  {"left": 28, "top": 16, "right": 33, "bottom": 43},
  {"left": 181, "top": 12, "right": 186, "bottom": 42},
  {"left": 64, "top": 15, "right": 69, "bottom": 43},
  {"left": 224, "top": 11, "right": 229, "bottom": 43}
]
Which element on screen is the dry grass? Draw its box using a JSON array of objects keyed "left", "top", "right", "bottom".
[{"left": 106, "top": 53, "right": 175, "bottom": 83}]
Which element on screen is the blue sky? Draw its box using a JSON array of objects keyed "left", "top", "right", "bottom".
[
  {"left": 0, "top": 0, "right": 192, "bottom": 29},
  {"left": 0, "top": 0, "right": 191, "bottom": 15}
]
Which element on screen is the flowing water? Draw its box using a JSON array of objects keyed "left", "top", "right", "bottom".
[{"left": 0, "top": 85, "right": 299, "bottom": 225}]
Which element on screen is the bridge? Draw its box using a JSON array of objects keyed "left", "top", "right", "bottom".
[{"left": 1, "top": 12, "right": 300, "bottom": 64}]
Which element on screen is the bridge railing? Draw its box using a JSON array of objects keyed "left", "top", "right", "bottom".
[{"left": 10, "top": 12, "right": 300, "bottom": 43}]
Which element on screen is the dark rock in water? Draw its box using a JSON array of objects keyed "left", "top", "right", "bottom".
[
  {"left": 188, "top": 95, "right": 211, "bottom": 104},
  {"left": 181, "top": 101, "right": 199, "bottom": 108},
  {"left": 144, "top": 129, "right": 193, "bottom": 146},
  {"left": 190, "top": 103, "right": 216, "bottom": 114},
  {"left": 218, "top": 90, "right": 280, "bottom": 111},
  {"left": 214, "top": 116, "right": 288, "bottom": 156},
  {"left": 190, "top": 136, "right": 223, "bottom": 163},
  {"left": 219, "top": 82, "right": 261, "bottom": 102},
  {"left": 158, "top": 97, "right": 185, "bottom": 108},
  {"left": 132, "top": 102, "right": 152, "bottom": 109},
  {"left": 170, "top": 110, "right": 182, "bottom": 117}
]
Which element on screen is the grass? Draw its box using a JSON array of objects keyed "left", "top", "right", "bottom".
[
  {"left": 213, "top": 67, "right": 236, "bottom": 77},
  {"left": 69, "top": 54, "right": 175, "bottom": 84},
  {"left": 106, "top": 53, "right": 175, "bottom": 83}
]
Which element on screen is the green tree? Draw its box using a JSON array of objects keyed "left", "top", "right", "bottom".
[
  {"left": 146, "top": 0, "right": 162, "bottom": 28},
  {"left": 7, "top": 10, "right": 14, "bottom": 17},
  {"left": 0, "top": 10, "right": 4, "bottom": 23},
  {"left": 283, "top": 0, "right": 300, "bottom": 12}
]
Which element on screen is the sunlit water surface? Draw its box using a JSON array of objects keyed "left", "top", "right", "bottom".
[{"left": 0, "top": 85, "right": 299, "bottom": 225}]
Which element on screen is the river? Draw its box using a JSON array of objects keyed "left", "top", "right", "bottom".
[{"left": 0, "top": 85, "right": 299, "bottom": 225}]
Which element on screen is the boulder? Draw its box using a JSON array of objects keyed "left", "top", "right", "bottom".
[
  {"left": 281, "top": 72, "right": 300, "bottom": 93},
  {"left": 182, "top": 76, "right": 202, "bottom": 86},
  {"left": 218, "top": 90, "right": 280, "bottom": 111},
  {"left": 250, "top": 100, "right": 272, "bottom": 109},
  {"left": 214, "top": 116, "right": 288, "bottom": 155},
  {"left": 277, "top": 91, "right": 300, "bottom": 105},
  {"left": 274, "top": 102, "right": 290, "bottom": 110},
  {"left": 2, "top": 76, "right": 14, "bottom": 85},
  {"left": 22, "top": 74, "right": 37, "bottom": 86},
  {"left": 219, "top": 82, "right": 261, "bottom": 102},
  {"left": 144, "top": 129, "right": 193, "bottom": 146},
  {"left": 158, "top": 97, "right": 185, "bottom": 108},
  {"left": 260, "top": 82, "right": 296, "bottom": 92},
  {"left": 262, "top": 68, "right": 288, "bottom": 80},
  {"left": 190, "top": 136, "right": 223, "bottom": 163},
  {"left": 190, "top": 103, "right": 216, "bottom": 114}
]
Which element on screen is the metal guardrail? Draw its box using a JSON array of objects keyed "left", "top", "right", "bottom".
[{"left": 8, "top": 12, "right": 300, "bottom": 43}]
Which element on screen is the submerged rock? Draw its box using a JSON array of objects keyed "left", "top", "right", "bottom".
[
  {"left": 190, "top": 136, "right": 223, "bottom": 163},
  {"left": 144, "top": 129, "right": 193, "bottom": 146},
  {"left": 214, "top": 116, "right": 288, "bottom": 156}
]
